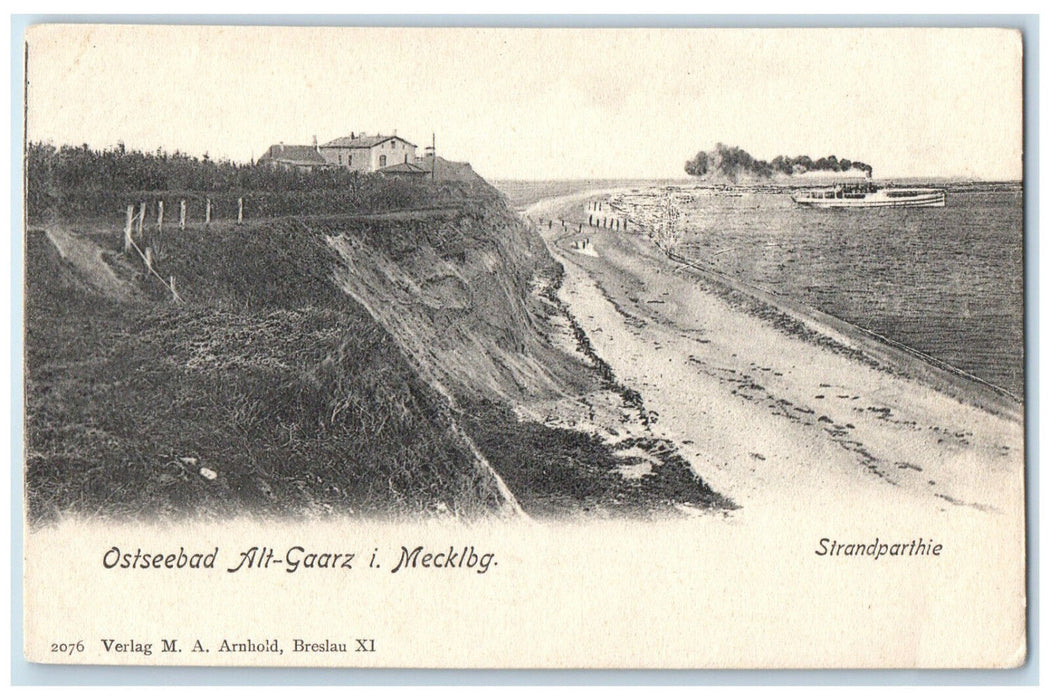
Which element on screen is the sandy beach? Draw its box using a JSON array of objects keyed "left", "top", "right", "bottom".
[
  {"left": 497, "top": 188, "right": 1028, "bottom": 666},
  {"left": 524, "top": 191, "right": 1025, "bottom": 523}
]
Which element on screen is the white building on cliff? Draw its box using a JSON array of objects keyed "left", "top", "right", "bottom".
[{"left": 319, "top": 133, "right": 417, "bottom": 173}]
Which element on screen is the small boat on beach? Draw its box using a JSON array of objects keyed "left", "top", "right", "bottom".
[{"left": 793, "top": 182, "right": 946, "bottom": 208}]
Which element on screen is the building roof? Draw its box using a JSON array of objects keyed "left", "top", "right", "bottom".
[
  {"left": 258, "top": 144, "right": 328, "bottom": 166},
  {"left": 377, "top": 162, "right": 430, "bottom": 176},
  {"left": 322, "top": 134, "right": 417, "bottom": 149}
]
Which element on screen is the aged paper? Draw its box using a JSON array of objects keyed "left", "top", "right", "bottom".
[{"left": 21, "top": 25, "right": 1025, "bottom": 668}]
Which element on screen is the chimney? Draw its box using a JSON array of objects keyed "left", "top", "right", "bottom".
[
  {"left": 312, "top": 135, "right": 318, "bottom": 150},
  {"left": 279, "top": 142, "right": 284, "bottom": 154},
  {"left": 351, "top": 131, "right": 355, "bottom": 139}
]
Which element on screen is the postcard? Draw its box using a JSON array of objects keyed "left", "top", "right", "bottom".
[{"left": 21, "top": 24, "right": 1026, "bottom": 668}]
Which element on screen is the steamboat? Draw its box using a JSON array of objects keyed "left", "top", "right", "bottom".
[{"left": 793, "top": 182, "right": 946, "bottom": 208}]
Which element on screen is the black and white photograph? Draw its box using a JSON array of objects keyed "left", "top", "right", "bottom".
[{"left": 19, "top": 23, "right": 1027, "bottom": 669}]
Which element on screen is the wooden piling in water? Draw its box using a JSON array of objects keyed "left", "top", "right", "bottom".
[
  {"left": 205, "top": 198, "right": 212, "bottom": 225},
  {"left": 238, "top": 197, "right": 244, "bottom": 224},
  {"left": 179, "top": 200, "right": 186, "bottom": 230},
  {"left": 157, "top": 201, "right": 164, "bottom": 230},
  {"left": 137, "top": 202, "right": 146, "bottom": 237}
]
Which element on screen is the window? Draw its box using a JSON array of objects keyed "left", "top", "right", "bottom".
[
  {"left": 338, "top": 153, "right": 343, "bottom": 165},
  {"left": 348, "top": 154, "right": 353, "bottom": 166},
  {"left": 379, "top": 155, "right": 387, "bottom": 167}
]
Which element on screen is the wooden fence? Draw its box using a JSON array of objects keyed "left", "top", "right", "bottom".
[{"left": 120, "top": 196, "right": 246, "bottom": 302}]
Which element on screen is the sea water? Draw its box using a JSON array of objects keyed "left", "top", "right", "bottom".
[{"left": 669, "top": 182, "right": 1024, "bottom": 398}]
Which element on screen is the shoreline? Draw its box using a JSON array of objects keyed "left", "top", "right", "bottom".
[
  {"left": 663, "top": 245, "right": 1023, "bottom": 417},
  {"left": 522, "top": 188, "right": 1024, "bottom": 518},
  {"left": 534, "top": 189, "right": 1023, "bottom": 421}
]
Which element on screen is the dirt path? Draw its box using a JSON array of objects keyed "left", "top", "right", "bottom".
[
  {"left": 45, "top": 226, "right": 135, "bottom": 300},
  {"left": 524, "top": 192, "right": 1025, "bottom": 521}
]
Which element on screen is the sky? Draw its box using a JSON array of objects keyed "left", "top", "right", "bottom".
[{"left": 25, "top": 25, "right": 1023, "bottom": 181}]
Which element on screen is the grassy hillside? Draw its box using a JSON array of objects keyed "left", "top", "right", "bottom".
[
  {"left": 25, "top": 224, "right": 504, "bottom": 522},
  {"left": 26, "top": 149, "right": 730, "bottom": 522}
]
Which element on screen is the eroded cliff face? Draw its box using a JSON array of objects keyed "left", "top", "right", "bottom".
[
  {"left": 24, "top": 215, "right": 523, "bottom": 521},
  {"left": 318, "top": 196, "right": 730, "bottom": 518},
  {"left": 324, "top": 203, "right": 594, "bottom": 406},
  {"left": 26, "top": 177, "right": 729, "bottom": 521}
]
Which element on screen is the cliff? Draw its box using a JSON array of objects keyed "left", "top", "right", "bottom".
[{"left": 25, "top": 168, "right": 727, "bottom": 521}]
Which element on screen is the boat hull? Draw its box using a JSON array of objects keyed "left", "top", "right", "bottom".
[{"left": 793, "top": 189, "right": 946, "bottom": 208}]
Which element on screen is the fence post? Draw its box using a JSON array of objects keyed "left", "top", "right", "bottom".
[
  {"left": 124, "top": 205, "right": 134, "bottom": 253},
  {"left": 205, "top": 198, "right": 212, "bottom": 225},
  {"left": 179, "top": 200, "right": 186, "bottom": 230},
  {"left": 238, "top": 197, "right": 244, "bottom": 224},
  {"left": 157, "top": 201, "right": 164, "bottom": 231},
  {"left": 145, "top": 246, "right": 153, "bottom": 271},
  {"left": 138, "top": 202, "right": 146, "bottom": 237}
]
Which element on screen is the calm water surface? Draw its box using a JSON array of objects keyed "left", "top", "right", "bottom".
[{"left": 666, "top": 183, "right": 1024, "bottom": 397}]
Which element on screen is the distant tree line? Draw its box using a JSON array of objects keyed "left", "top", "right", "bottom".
[
  {"left": 25, "top": 142, "right": 494, "bottom": 220},
  {"left": 26, "top": 141, "right": 373, "bottom": 192},
  {"left": 684, "top": 143, "right": 873, "bottom": 179}
]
